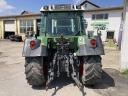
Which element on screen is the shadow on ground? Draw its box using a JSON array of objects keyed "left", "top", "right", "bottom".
[
  {"left": 90, "top": 69, "right": 115, "bottom": 89},
  {"left": 93, "top": 68, "right": 128, "bottom": 96},
  {"left": 33, "top": 69, "right": 117, "bottom": 95},
  {"left": 0, "top": 52, "right": 2, "bottom": 55},
  {"left": 32, "top": 74, "right": 78, "bottom": 96},
  {"left": 32, "top": 74, "right": 74, "bottom": 89},
  {"left": 32, "top": 68, "right": 128, "bottom": 96}
]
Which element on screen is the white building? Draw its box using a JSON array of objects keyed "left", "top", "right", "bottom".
[
  {"left": 0, "top": 0, "right": 123, "bottom": 44},
  {"left": 121, "top": 0, "right": 128, "bottom": 70},
  {"left": 81, "top": 0, "right": 123, "bottom": 43}
]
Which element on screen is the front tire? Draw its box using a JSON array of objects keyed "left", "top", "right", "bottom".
[{"left": 25, "top": 57, "right": 46, "bottom": 86}]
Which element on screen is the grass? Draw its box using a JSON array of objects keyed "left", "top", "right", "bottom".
[
  {"left": 121, "top": 69, "right": 128, "bottom": 77},
  {"left": 105, "top": 39, "right": 117, "bottom": 48}
]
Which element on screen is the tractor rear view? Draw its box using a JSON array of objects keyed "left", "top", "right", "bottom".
[{"left": 22, "top": 4, "right": 104, "bottom": 90}]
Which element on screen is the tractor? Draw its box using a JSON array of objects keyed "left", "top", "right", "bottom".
[{"left": 22, "top": 4, "right": 104, "bottom": 90}]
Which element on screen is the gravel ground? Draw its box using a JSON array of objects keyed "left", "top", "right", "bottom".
[
  {"left": 0, "top": 40, "right": 128, "bottom": 96},
  {"left": 102, "top": 49, "right": 120, "bottom": 70}
]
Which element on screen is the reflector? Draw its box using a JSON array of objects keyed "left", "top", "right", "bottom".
[
  {"left": 90, "top": 39, "right": 97, "bottom": 48},
  {"left": 30, "top": 40, "right": 36, "bottom": 49}
]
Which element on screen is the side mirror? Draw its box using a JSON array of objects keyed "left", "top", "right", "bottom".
[
  {"left": 82, "top": 18, "right": 88, "bottom": 29},
  {"left": 84, "top": 22, "right": 88, "bottom": 29}
]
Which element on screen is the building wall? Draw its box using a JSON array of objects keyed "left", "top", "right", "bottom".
[
  {"left": 108, "top": 11, "right": 122, "bottom": 42},
  {"left": 0, "top": 20, "right": 4, "bottom": 39},
  {"left": 0, "top": 20, "right": 2, "bottom": 39},
  {"left": 0, "top": 9, "right": 123, "bottom": 42},
  {"left": 0, "top": 15, "right": 40, "bottom": 39},
  {"left": 121, "top": 0, "right": 128, "bottom": 70},
  {"left": 16, "top": 17, "right": 37, "bottom": 39},
  {"left": 84, "top": 10, "right": 122, "bottom": 42},
  {"left": 0, "top": 18, "right": 17, "bottom": 39}
]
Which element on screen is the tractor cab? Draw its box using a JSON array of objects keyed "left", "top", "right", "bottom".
[{"left": 40, "top": 4, "right": 87, "bottom": 37}]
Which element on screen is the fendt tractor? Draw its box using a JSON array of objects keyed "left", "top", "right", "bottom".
[{"left": 22, "top": 4, "right": 104, "bottom": 90}]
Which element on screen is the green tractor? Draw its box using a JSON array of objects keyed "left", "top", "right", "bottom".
[{"left": 22, "top": 4, "right": 104, "bottom": 90}]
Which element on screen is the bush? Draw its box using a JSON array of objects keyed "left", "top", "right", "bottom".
[{"left": 122, "top": 69, "right": 128, "bottom": 77}]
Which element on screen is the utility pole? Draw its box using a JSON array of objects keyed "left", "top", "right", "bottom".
[{"left": 121, "top": 0, "right": 128, "bottom": 70}]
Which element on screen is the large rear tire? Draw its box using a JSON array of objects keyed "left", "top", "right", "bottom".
[
  {"left": 81, "top": 56, "right": 102, "bottom": 85},
  {"left": 25, "top": 57, "right": 46, "bottom": 86}
]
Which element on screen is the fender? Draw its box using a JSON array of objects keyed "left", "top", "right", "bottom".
[
  {"left": 76, "top": 36, "right": 105, "bottom": 56},
  {"left": 22, "top": 38, "right": 47, "bottom": 57}
]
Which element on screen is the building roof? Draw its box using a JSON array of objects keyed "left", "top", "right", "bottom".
[
  {"left": 80, "top": 0, "right": 100, "bottom": 8},
  {"left": 21, "top": 11, "right": 34, "bottom": 15},
  {"left": 0, "top": 13, "right": 41, "bottom": 19},
  {"left": 0, "top": 6, "right": 123, "bottom": 19},
  {"left": 85, "top": 6, "right": 123, "bottom": 12}
]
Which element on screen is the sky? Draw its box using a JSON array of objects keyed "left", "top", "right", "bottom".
[{"left": 0, "top": 0, "right": 124, "bottom": 16}]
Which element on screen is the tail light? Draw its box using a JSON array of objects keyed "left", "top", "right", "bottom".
[
  {"left": 90, "top": 39, "right": 97, "bottom": 48},
  {"left": 30, "top": 40, "right": 36, "bottom": 49}
]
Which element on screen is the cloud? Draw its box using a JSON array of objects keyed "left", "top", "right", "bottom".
[
  {"left": 0, "top": 0, "right": 15, "bottom": 12},
  {"left": 73, "top": 0, "right": 83, "bottom": 4}
]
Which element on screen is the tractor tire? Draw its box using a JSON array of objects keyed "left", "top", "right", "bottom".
[
  {"left": 25, "top": 57, "right": 46, "bottom": 86},
  {"left": 81, "top": 56, "right": 102, "bottom": 85}
]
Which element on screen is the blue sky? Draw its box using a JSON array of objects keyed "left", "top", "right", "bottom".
[{"left": 0, "top": 0, "right": 124, "bottom": 16}]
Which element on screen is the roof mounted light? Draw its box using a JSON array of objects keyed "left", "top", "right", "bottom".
[
  {"left": 51, "top": 5, "right": 53, "bottom": 9},
  {"left": 76, "top": 5, "right": 81, "bottom": 9},
  {"left": 43, "top": 6, "right": 49, "bottom": 10},
  {"left": 72, "top": 5, "right": 75, "bottom": 9}
]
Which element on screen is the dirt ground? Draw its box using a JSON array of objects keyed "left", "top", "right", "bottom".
[{"left": 0, "top": 40, "right": 128, "bottom": 96}]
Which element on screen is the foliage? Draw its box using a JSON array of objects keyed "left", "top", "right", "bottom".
[{"left": 122, "top": 69, "right": 128, "bottom": 77}]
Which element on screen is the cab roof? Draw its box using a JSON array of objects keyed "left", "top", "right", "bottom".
[{"left": 40, "top": 4, "right": 85, "bottom": 12}]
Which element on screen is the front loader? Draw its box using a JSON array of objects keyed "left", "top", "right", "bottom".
[{"left": 22, "top": 4, "right": 104, "bottom": 90}]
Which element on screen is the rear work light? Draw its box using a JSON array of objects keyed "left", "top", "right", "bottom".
[
  {"left": 30, "top": 40, "right": 36, "bottom": 49},
  {"left": 90, "top": 39, "right": 97, "bottom": 48}
]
